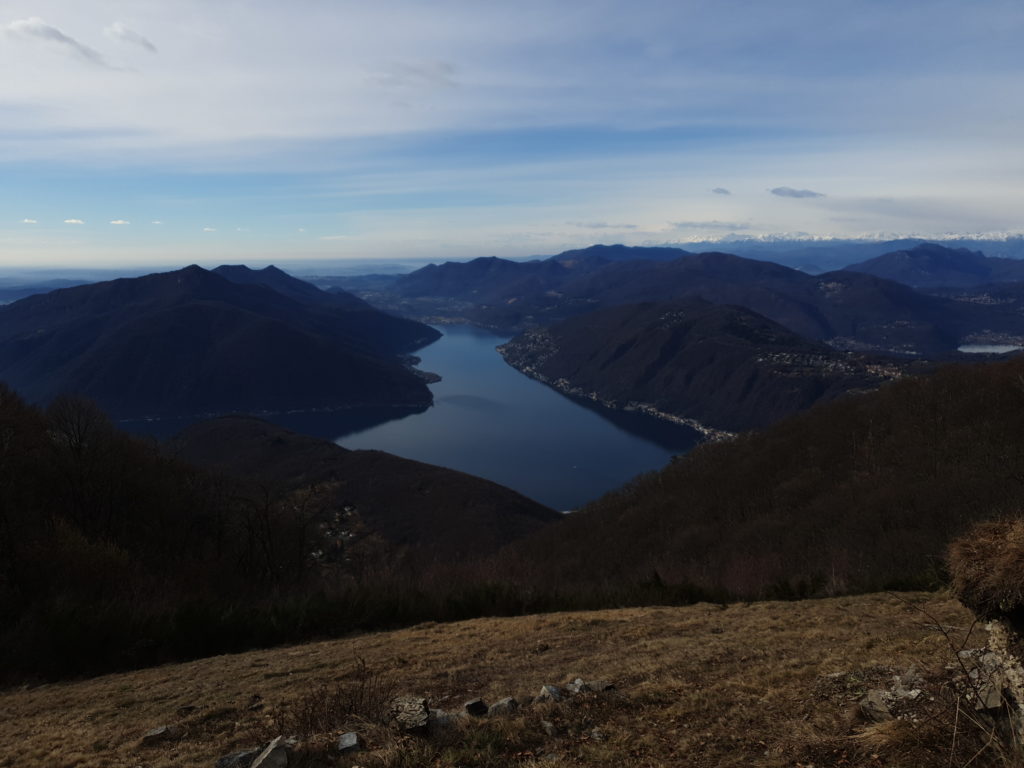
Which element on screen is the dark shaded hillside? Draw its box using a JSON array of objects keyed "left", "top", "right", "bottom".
[
  {"left": 170, "top": 416, "right": 559, "bottom": 560},
  {"left": 498, "top": 355, "right": 1024, "bottom": 598},
  {"left": 0, "top": 265, "right": 440, "bottom": 418},
  {"left": 845, "top": 242, "right": 1024, "bottom": 289},
  {"left": 212, "top": 264, "right": 438, "bottom": 355},
  {"left": 498, "top": 301, "right": 906, "bottom": 432},
  {"left": 0, "top": 390, "right": 559, "bottom": 682}
]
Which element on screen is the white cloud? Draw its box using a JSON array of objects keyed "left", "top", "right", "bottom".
[
  {"left": 151, "top": 220, "right": 162, "bottom": 224},
  {"left": 109, "top": 219, "right": 129, "bottom": 225},
  {"left": 202, "top": 227, "right": 216, "bottom": 232},
  {"left": 21, "top": 218, "right": 37, "bottom": 224},
  {"left": 63, "top": 218, "right": 84, "bottom": 224},
  {"left": 5, "top": 17, "right": 112, "bottom": 68},
  {"left": 104, "top": 22, "right": 156, "bottom": 53}
]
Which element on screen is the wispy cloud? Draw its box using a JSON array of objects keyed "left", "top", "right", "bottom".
[
  {"left": 202, "top": 227, "right": 217, "bottom": 232},
  {"left": 569, "top": 221, "right": 638, "bottom": 230},
  {"left": 63, "top": 218, "right": 84, "bottom": 224},
  {"left": 711, "top": 187, "right": 731, "bottom": 195},
  {"left": 104, "top": 22, "right": 156, "bottom": 53},
  {"left": 372, "top": 60, "right": 458, "bottom": 89},
  {"left": 770, "top": 186, "right": 825, "bottom": 199},
  {"left": 109, "top": 219, "right": 130, "bottom": 225},
  {"left": 21, "top": 218, "right": 37, "bottom": 224},
  {"left": 150, "top": 220, "right": 162, "bottom": 225},
  {"left": 671, "top": 220, "right": 751, "bottom": 230},
  {"left": 5, "top": 17, "right": 113, "bottom": 68}
]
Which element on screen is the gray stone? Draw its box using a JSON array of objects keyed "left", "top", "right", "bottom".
[
  {"left": 586, "top": 680, "right": 615, "bottom": 692},
  {"left": 566, "top": 678, "right": 590, "bottom": 694},
  {"left": 216, "top": 750, "right": 260, "bottom": 768},
  {"left": 541, "top": 719, "right": 559, "bottom": 737},
  {"left": 428, "top": 708, "right": 463, "bottom": 735},
  {"left": 336, "top": 732, "right": 361, "bottom": 754},
  {"left": 488, "top": 697, "right": 519, "bottom": 716},
  {"left": 464, "top": 698, "right": 488, "bottom": 717},
  {"left": 141, "top": 725, "right": 182, "bottom": 745},
  {"left": 250, "top": 736, "right": 291, "bottom": 768},
  {"left": 590, "top": 728, "right": 606, "bottom": 742},
  {"left": 976, "top": 678, "right": 1006, "bottom": 711},
  {"left": 390, "top": 696, "right": 430, "bottom": 735},
  {"left": 859, "top": 690, "right": 893, "bottom": 723},
  {"left": 537, "top": 685, "right": 565, "bottom": 703}
]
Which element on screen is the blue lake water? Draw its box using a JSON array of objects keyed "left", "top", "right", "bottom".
[{"left": 333, "top": 325, "right": 700, "bottom": 510}]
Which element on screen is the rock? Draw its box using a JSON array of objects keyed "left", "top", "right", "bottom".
[
  {"left": 566, "top": 678, "right": 590, "bottom": 694},
  {"left": 488, "top": 697, "right": 519, "bottom": 716},
  {"left": 464, "top": 698, "right": 488, "bottom": 717},
  {"left": 251, "top": 736, "right": 290, "bottom": 768},
  {"left": 216, "top": 750, "right": 260, "bottom": 768},
  {"left": 428, "top": 708, "right": 464, "bottom": 735},
  {"left": 336, "top": 732, "right": 361, "bottom": 754},
  {"left": 541, "top": 720, "right": 559, "bottom": 738},
  {"left": 859, "top": 690, "right": 893, "bottom": 723},
  {"left": 587, "top": 680, "right": 615, "bottom": 692},
  {"left": 590, "top": 727, "right": 606, "bottom": 742},
  {"left": 537, "top": 685, "right": 565, "bottom": 703},
  {"left": 390, "top": 696, "right": 430, "bottom": 735},
  {"left": 976, "top": 678, "right": 1006, "bottom": 711},
  {"left": 141, "top": 725, "right": 182, "bottom": 745}
]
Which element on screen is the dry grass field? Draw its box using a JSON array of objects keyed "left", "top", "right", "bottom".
[{"left": 0, "top": 592, "right": 1002, "bottom": 768}]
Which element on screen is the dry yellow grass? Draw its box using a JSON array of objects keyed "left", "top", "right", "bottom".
[{"left": 0, "top": 592, "right": 991, "bottom": 768}]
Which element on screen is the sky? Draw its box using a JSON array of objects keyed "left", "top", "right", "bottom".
[{"left": 1, "top": 0, "right": 1023, "bottom": 268}]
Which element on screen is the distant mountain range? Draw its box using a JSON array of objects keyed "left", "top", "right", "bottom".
[
  {"left": 0, "top": 264, "right": 440, "bottom": 419},
  {"left": 370, "top": 244, "right": 1024, "bottom": 356},
  {"left": 499, "top": 300, "right": 908, "bottom": 433},
  {"left": 843, "top": 242, "right": 1024, "bottom": 288}
]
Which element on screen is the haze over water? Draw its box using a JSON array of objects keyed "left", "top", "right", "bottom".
[{"left": 336, "top": 325, "right": 701, "bottom": 510}]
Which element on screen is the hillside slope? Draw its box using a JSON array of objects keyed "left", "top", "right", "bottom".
[
  {"left": 170, "top": 416, "right": 560, "bottom": 559},
  {"left": 500, "top": 355, "right": 1024, "bottom": 597},
  {"left": 498, "top": 301, "right": 903, "bottom": 433},
  {"left": 0, "top": 594, "right": 984, "bottom": 768},
  {"left": 0, "top": 265, "right": 439, "bottom": 418}
]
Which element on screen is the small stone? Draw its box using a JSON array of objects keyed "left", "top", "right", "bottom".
[
  {"left": 216, "top": 750, "right": 260, "bottom": 768},
  {"left": 566, "top": 678, "right": 590, "bottom": 694},
  {"left": 590, "top": 728, "right": 606, "bottom": 742},
  {"left": 251, "top": 736, "right": 290, "bottom": 768},
  {"left": 336, "top": 732, "right": 361, "bottom": 754},
  {"left": 586, "top": 680, "right": 615, "bottom": 692},
  {"left": 541, "top": 719, "right": 559, "bottom": 738},
  {"left": 537, "top": 685, "right": 564, "bottom": 703},
  {"left": 390, "top": 696, "right": 430, "bottom": 735},
  {"left": 488, "top": 697, "right": 519, "bottom": 716},
  {"left": 464, "top": 698, "right": 488, "bottom": 717},
  {"left": 975, "top": 679, "right": 1006, "bottom": 711},
  {"left": 141, "top": 725, "right": 182, "bottom": 745},
  {"left": 859, "top": 690, "right": 893, "bottom": 723},
  {"left": 429, "top": 708, "right": 463, "bottom": 735}
]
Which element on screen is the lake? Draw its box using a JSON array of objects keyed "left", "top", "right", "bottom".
[{"left": 331, "top": 325, "right": 701, "bottom": 510}]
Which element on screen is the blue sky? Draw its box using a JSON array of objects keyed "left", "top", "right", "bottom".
[{"left": 1, "top": 0, "right": 1023, "bottom": 267}]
